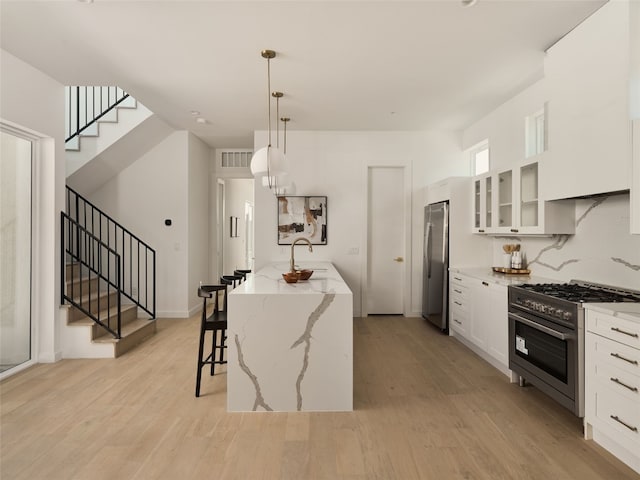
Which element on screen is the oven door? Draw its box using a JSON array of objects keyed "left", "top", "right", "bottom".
[{"left": 509, "top": 309, "right": 578, "bottom": 404}]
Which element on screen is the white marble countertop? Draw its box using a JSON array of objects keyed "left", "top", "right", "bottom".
[
  {"left": 450, "top": 267, "right": 559, "bottom": 287},
  {"left": 230, "top": 262, "right": 352, "bottom": 295},
  {"left": 583, "top": 302, "right": 640, "bottom": 323}
]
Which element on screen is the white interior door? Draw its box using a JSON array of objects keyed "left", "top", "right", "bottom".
[
  {"left": 367, "top": 167, "right": 405, "bottom": 315},
  {"left": 216, "top": 180, "right": 225, "bottom": 279}
]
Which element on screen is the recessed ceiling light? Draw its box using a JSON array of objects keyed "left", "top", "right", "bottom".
[
  {"left": 461, "top": 0, "right": 478, "bottom": 7},
  {"left": 196, "top": 118, "right": 207, "bottom": 124},
  {"left": 190, "top": 110, "right": 200, "bottom": 116}
]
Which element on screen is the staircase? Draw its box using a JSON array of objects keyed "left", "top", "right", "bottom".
[
  {"left": 60, "top": 85, "right": 159, "bottom": 358},
  {"left": 61, "top": 186, "right": 157, "bottom": 358},
  {"left": 63, "top": 262, "right": 156, "bottom": 358}
]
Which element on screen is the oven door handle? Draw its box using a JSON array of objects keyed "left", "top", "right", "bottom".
[{"left": 509, "top": 312, "right": 575, "bottom": 341}]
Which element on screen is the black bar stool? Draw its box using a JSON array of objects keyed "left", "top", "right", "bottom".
[
  {"left": 195, "top": 284, "right": 228, "bottom": 398},
  {"left": 221, "top": 274, "right": 243, "bottom": 288},
  {"left": 234, "top": 269, "right": 251, "bottom": 281}
]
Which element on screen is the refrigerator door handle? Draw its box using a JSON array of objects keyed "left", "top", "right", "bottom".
[{"left": 426, "top": 222, "right": 433, "bottom": 279}]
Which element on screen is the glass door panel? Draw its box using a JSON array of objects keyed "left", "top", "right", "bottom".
[
  {"left": 485, "top": 176, "right": 492, "bottom": 228},
  {"left": 498, "top": 170, "right": 513, "bottom": 228},
  {"left": 520, "top": 162, "right": 539, "bottom": 227},
  {"left": 0, "top": 131, "right": 32, "bottom": 373}
]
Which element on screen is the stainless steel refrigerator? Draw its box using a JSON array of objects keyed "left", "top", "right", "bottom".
[{"left": 422, "top": 201, "right": 449, "bottom": 331}]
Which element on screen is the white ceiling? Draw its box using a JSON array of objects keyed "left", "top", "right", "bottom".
[{"left": 0, "top": 0, "right": 606, "bottom": 148}]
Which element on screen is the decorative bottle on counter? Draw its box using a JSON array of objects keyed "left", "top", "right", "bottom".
[{"left": 511, "top": 251, "right": 522, "bottom": 269}]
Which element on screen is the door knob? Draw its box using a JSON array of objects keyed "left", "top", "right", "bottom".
[{"left": 393, "top": 257, "right": 404, "bottom": 262}]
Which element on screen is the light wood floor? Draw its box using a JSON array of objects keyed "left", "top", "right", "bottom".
[{"left": 1, "top": 315, "right": 638, "bottom": 480}]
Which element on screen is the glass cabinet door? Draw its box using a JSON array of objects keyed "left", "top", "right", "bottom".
[
  {"left": 474, "top": 179, "right": 481, "bottom": 229},
  {"left": 520, "top": 162, "right": 539, "bottom": 228},
  {"left": 498, "top": 170, "right": 513, "bottom": 229},
  {"left": 485, "top": 176, "right": 492, "bottom": 229}
]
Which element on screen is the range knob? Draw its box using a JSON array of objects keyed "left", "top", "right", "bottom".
[{"left": 562, "top": 311, "right": 572, "bottom": 321}]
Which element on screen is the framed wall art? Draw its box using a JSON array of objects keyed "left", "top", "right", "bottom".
[{"left": 277, "top": 196, "right": 327, "bottom": 245}]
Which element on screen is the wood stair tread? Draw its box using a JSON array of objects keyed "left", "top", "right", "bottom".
[
  {"left": 93, "top": 318, "right": 155, "bottom": 343},
  {"left": 67, "top": 304, "right": 138, "bottom": 326}
]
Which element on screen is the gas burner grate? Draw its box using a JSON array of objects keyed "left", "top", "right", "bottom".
[{"left": 518, "top": 282, "right": 640, "bottom": 303}]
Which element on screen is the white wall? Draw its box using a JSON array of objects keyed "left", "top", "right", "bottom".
[
  {"left": 491, "top": 194, "right": 640, "bottom": 289},
  {"left": 90, "top": 131, "right": 191, "bottom": 317},
  {"left": 188, "top": 133, "right": 211, "bottom": 314},
  {"left": 223, "top": 179, "right": 254, "bottom": 274},
  {"left": 253, "top": 130, "right": 466, "bottom": 317},
  {"left": 462, "top": 78, "right": 547, "bottom": 170},
  {"left": 0, "top": 49, "right": 65, "bottom": 364}
]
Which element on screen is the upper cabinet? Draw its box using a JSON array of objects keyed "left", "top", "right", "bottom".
[
  {"left": 473, "top": 173, "right": 492, "bottom": 233},
  {"left": 473, "top": 156, "right": 575, "bottom": 235},
  {"left": 542, "top": 0, "right": 632, "bottom": 201}
]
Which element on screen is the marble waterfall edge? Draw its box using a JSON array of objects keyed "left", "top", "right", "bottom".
[{"left": 227, "top": 263, "right": 353, "bottom": 412}]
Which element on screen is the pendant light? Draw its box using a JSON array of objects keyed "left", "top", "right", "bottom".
[
  {"left": 275, "top": 117, "right": 295, "bottom": 195},
  {"left": 250, "top": 50, "right": 285, "bottom": 188}
]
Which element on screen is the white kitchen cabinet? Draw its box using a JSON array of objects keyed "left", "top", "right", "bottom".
[
  {"left": 584, "top": 307, "right": 640, "bottom": 474},
  {"left": 472, "top": 174, "right": 493, "bottom": 234},
  {"left": 449, "top": 272, "right": 509, "bottom": 374},
  {"left": 449, "top": 274, "right": 470, "bottom": 337},
  {"left": 471, "top": 279, "right": 508, "bottom": 366},
  {"left": 542, "top": 1, "right": 632, "bottom": 201},
  {"left": 473, "top": 158, "right": 575, "bottom": 235}
]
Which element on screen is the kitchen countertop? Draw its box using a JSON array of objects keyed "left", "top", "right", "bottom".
[
  {"left": 450, "top": 267, "right": 559, "bottom": 287},
  {"left": 583, "top": 302, "right": 640, "bottom": 323},
  {"left": 231, "top": 262, "right": 352, "bottom": 295}
]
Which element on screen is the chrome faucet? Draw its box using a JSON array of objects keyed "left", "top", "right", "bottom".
[{"left": 290, "top": 237, "right": 313, "bottom": 272}]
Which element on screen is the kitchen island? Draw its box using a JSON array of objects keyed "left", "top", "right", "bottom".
[{"left": 227, "top": 262, "right": 353, "bottom": 412}]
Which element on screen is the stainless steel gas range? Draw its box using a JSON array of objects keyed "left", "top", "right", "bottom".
[{"left": 508, "top": 281, "right": 640, "bottom": 417}]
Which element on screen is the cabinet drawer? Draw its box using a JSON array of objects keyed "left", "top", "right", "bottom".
[
  {"left": 450, "top": 274, "right": 469, "bottom": 288},
  {"left": 587, "top": 333, "right": 640, "bottom": 379},
  {"left": 450, "top": 289, "right": 469, "bottom": 312},
  {"left": 450, "top": 311, "right": 468, "bottom": 336},
  {"left": 590, "top": 385, "right": 640, "bottom": 447},
  {"left": 587, "top": 312, "right": 640, "bottom": 350},
  {"left": 590, "top": 360, "right": 640, "bottom": 403}
]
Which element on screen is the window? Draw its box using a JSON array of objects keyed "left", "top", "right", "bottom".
[
  {"left": 525, "top": 105, "right": 547, "bottom": 158},
  {"left": 471, "top": 142, "right": 490, "bottom": 176}
]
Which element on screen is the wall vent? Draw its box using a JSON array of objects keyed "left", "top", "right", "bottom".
[{"left": 219, "top": 150, "right": 253, "bottom": 168}]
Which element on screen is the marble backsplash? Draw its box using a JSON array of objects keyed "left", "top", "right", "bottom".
[{"left": 492, "top": 193, "right": 640, "bottom": 290}]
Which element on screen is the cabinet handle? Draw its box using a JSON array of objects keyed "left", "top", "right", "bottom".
[
  {"left": 610, "top": 353, "right": 639, "bottom": 365},
  {"left": 478, "top": 229, "right": 485, "bottom": 233},
  {"left": 454, "top": 277, "right": 462, "bottom": 282},
  {"left": 454, "top": 301, "right": 462, "bottom": 306},
  {"left": 610, "top": 377, "right": 639, "bottom": 393},
  {"left": 510, "top": 228, "right": 519, "bottom": 233},
  {"left": 611, "top": 327, "right": 639, "bottom": 338},
  {"left": 454, "top": 289, "right": 462, "bottom": 294},
  {"left": 610, "top": 415, "right": 638, "bottom": 433},
  {"left": 453, "top": 319, "right": 462, "bottom": 325},
  {"left": 482, "top": 281, "right": 489, "bottom": 286}
]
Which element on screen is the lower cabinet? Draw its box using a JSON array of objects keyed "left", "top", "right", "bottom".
[
  {"left": 449, "top": 273, "right": 509, "bottom": 375},
  {"left": 584, "top": 308, "right": 640, "bottom": 474}
]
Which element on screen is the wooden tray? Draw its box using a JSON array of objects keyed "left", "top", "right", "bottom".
[{"left": 492, "top": 267, "right": 531, "bottom": 275}]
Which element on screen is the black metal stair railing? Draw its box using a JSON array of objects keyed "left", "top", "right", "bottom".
[
  {"left": 61, "top": 212, "right": 122, "bottom": 338},
  {"left": 65, "top": 86, "right": 130, "bottom": 143},
  {"left": 62, "top": 186, "right": 156, "bottom": 338}
]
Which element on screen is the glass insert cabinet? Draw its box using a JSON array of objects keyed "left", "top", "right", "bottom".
[{"left": 472, "top": 157, "right": 575, "bottom": 235}]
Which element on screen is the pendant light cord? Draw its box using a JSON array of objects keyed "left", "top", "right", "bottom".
[{"left": 267, "top": 57, "right": 272, "bottom": 148}]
